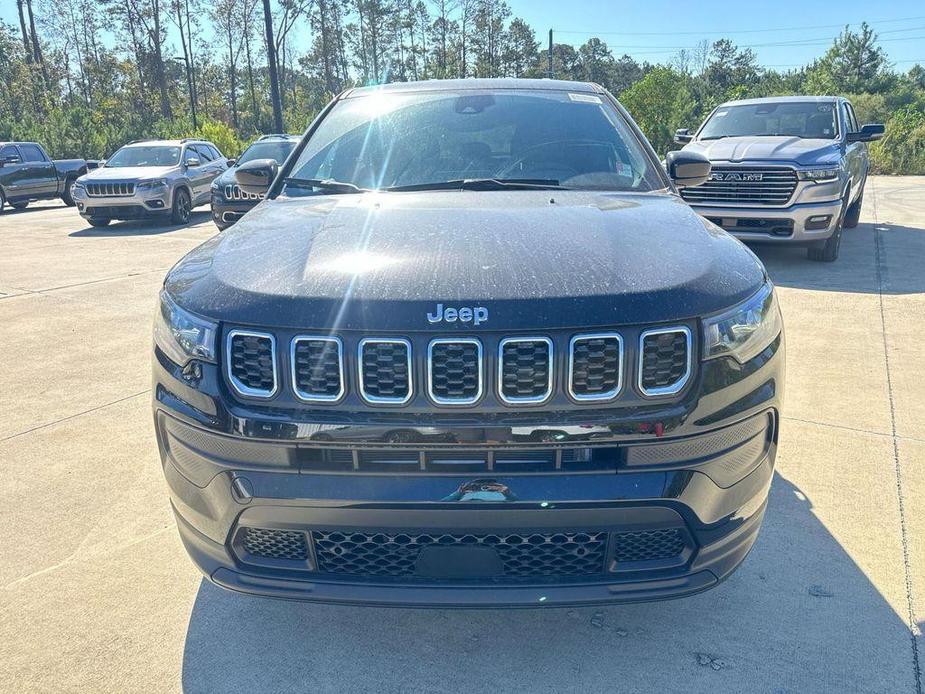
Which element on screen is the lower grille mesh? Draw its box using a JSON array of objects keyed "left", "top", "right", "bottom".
[
  {"left": 311, "top": 530, "right": 608, "bottom": 579},
  {"left": 241, "top": 527, "right": 308, "bottom": 561},
  {"left": 613, "top": 528, "right": 686, "bottom": 563}
]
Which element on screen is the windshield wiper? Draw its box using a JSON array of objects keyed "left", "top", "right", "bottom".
[
  {"left": 283, "top": 177, "right": 370, "bottom": 194},
  {"left": 384, "top": 178, "right": 567, "bottom": 192}
]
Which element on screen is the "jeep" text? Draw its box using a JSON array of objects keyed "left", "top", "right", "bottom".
[{"left": 426, "top": 303, "right": 489, "bottom": 326}]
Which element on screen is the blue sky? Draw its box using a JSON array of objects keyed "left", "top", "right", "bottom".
[
  {"left": 2, "top": 0, "right": 922, "bottom": 72},
  {"left": 521, "top": 0, "right": 925, "bottom": 70}
]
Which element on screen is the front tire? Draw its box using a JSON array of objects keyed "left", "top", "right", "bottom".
[
  {"left": 0, "top": 186, "right": 6, "bottom": 211},
  {"left": 807, "top": 192, "right": 848, "bottom": 263},
  {"left": 843, "top": 188, "right": 863, "bottom": 229},
  {"left": 170, "top": 188, "right": 192, "bottom": 225},
  {"left": 88, "top": 218, "right": 110, "bottom": 227},
  {"left": 62, "top": 178, "right": 77, "bottom": 206}
]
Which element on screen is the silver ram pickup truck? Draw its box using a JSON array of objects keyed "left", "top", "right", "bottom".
[{"left": 675, "top": 96, "right": 884, "bottom": 262}]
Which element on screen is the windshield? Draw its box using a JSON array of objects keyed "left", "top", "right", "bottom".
[
  {"left": 286, "top": 89, "right": 663, "bottom": 192},
  {"left": 238, "top": 140, "right": 297, "bottom": 165},
  {"left": 106, "top": 145, "right": 180, "bottom": 167},
  {"left": 699, "top": 102, "right": 837, "bottom": 140}
]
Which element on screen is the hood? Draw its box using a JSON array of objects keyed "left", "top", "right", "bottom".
[
  {"left": 165, "top": 191, "right": 766, "bottom": 331},
  {"left": 83, "top": 165, "right": 177, "bottom": 181},
  {"left": 684, "top": 136, "right": 842, "bottom": 166}
]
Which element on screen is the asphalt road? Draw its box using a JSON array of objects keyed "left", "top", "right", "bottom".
[{"left": 1, "top": 177, "right": 923, "bottom": 693}]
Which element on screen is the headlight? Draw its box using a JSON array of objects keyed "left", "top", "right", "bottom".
[
  {"left": 154, "top": 290, "right": 217, "bottom": 366},
  {"left": 797, "top": 168, "right": 839, "bottom": 182},
  {"left": 703, "top": 283, "right": 782, "bottom": 363},
  {"left": 72, "top": 180, "right": 86, "bottom": 190},
  {"left": 137, "top": 178, "right": 169, "bottom": 190}
]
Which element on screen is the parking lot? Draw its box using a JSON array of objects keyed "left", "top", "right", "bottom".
[{"left": 1, "top": 176, "right": 923, "bottom": 693}]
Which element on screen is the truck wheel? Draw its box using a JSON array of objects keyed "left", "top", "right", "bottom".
[
  {"left": 843, "top": 189, "right": 863, "bottom": 229},
  {"left": 11, "top": 201, "right": 28, "bottom": 210},
  {"left": 88, "top": 218, "right": 111, "bottom": 227},
  {"left": 0, "top": 187, "right": 5, "bottom": 211},
  {"left": 170, "top": 188, "right": 192, "bottom": 224},
  {"left": 807, "top": 193, "right": 848, "bottom": 263},
  {"left": 62, "top": 178, "right": 77, "bottom": 206}
]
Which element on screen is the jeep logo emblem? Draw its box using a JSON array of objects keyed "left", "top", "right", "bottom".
[{"left": 427, "top": 303, "right": 488, "bottom": 326}]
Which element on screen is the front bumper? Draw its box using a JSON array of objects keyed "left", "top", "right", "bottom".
[
  {"left": 210, "top": 195, "right": 257, "bottom": 228},
  {"left": 153, "top": 334, "right": 783, "bottom": 607},
  {"left": 75, "top": 186, "right": 173, "bottom": 220},
  {"left": 693, "top": 197, "right": 843, "bottom": 243}
]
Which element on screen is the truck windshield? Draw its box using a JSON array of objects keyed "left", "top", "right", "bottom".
[
  {"left": 286, "top": 89, "right": 664, "bottom": 192},
  {"left": 699, "top": 102, "right": 837, "bottom": 140},
  {"left": 238, "top": 141, "right": 297, "bottom": 165},
  {"left": 106, "top": 146, "right": 180, "bottom": 167}
]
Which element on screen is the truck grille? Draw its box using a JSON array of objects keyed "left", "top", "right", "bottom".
[
  {"left": 86, "top": 182, "right": 135, "bottom": 197},
  {"left": 227, "top": 330, "right": 277, "bottom": 398},
  {"left": 428, "top": 339, "right": 482, "bottom": 404},
  {"left": 358, "top": 339, "right": 412, "bottom": 404},
  {"left": 311, "top": 530, "right": 609, "bottom": 579},
  {"left": 613, "top": 528, "right": 687, "bottom": 563},
  {"left": 680, "top": 166, "right": 797, "bottom": 206},
  {"left": 639, "top": 327, "right": 691, "bottom": 396},
  {"left": 499, "top": 337, "right": 553, "bottom": 403},
  {"left": 224, "top": 184, "right": 264, "bottom": 201},
  {"left": 291, "top": 336, "right": 344, "bottom": 402},
  {"left": 569, "top": 333, "right": 623, "bottom": 401},
  {"left": 241, "top": 527, "right": 308, "bottom": 561}
]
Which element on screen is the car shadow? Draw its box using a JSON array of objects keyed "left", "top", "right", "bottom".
[
  {"left": 749, "top": 221, "right": 925, "bottom": 295},
  {"left": 179, "top": 472, "right": 916, "bottom": 693},
  {"left": 68, "top": 210, "right": 212, "bottom": 237}
]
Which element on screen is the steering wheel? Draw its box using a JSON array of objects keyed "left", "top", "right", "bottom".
[{"left": 497, "top": 139, "right": 612, "bottom": 180}]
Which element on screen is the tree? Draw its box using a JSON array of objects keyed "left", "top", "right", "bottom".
[
  {"left": 805, "top": 22, "right": 891, "bottom": 94},
  {"left": 577, "top": 38, "right": 614, "bottom": 87},
  {"left": 262, "top": 0, "right": 284, "bottom": 130},
  {"left": 619, "top": 66, "right": 696, "bottom": 155},
  {"left": 704, "top": 39, "right": 759, "bottom": 96},
  {"left": 500, "top": 17, "right": 536, "bottom": 77}
]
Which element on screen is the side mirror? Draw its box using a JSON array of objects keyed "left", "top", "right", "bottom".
[
  {"left": 674, "top": 128, "right": 694, "bottom": 145},
  {"left": 185, "top": 156, "right": 201, "bottom": 168},
  {"left": 1, "top": 155, "right": 21, "bottom": 166},
  {"left": 666, "top": 150, "right": 711, "bottom": 188},
  {"left": 227, "top": 158, "right": 236, "bottom": 167},
  {"left": 847, "top": 123, "right": 885, "bottom": 143},
  {"left": 235, "top": 158, "right": 278, "bottom": 196}
]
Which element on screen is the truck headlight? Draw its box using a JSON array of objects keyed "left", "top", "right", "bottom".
[
  {"left": 703, "top": 283, "right": 782, "bottom": 363},
  {"left": 154, "top": 290, "right": 217, "bottom": 366},
  {"left": 797, "top": 168, "right": 839, "bottom": 182},
  {"left": 137, "top": 178, "right": 169, "bottom": 190}
]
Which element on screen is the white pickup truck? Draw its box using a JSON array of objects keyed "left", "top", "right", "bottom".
[{"left": 675, "top": 96, "right": 884, "bottom": 262}]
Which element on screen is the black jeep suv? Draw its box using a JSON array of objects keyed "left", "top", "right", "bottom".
[
  {"left": 153, "top": 79, "right": 784, "bottom": 607},
  {"left": 209, "top": 134, "right": 299, "bottom": 230}
]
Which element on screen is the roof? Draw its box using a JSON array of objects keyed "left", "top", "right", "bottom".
[
  {"left": 124, "top": 139, "right": 207, "bottom": 147},
  {"left": 718, "top": 95, "right": 840, "bottom": 107},
  {"left": 346, "top": 78, "right": 601, "bottom": 98},
  {"left": 256, "top": 134, "right": 301, "bottom": 141}
]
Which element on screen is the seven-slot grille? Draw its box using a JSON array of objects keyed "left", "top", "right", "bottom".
[
  {"left": 224, "top": 184, "right": 264, "bottom": 201},
  {"left": 358, "top": 338, "right": 412, "bottom": 404},
  {"left": 223, "top": 327, "right": 694, "bottom": 405},
  {"left": 227, "top": 330, "right": 277, "bottom": 398},
  {"left": 86, "top": 182, "right": 135, "bottom": 197},
  {"left": 291, "top": 336, "right": 344, "bottom": 402},
  {"left": 569, "top": 333, "right": 623, "bottom": 401},
  {"left": 428, "top": 339, "right": 482, "bottom": 404},
  {"left": 679, "top": 166, "right": 798, "bottom": 206},
  {"left": 639, "top": 327, "right": 691, "bottom": 396},
  {"left": 498, "top": 337, "right": 553, "bottom": 403}
]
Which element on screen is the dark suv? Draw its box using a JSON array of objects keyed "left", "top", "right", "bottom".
[
  {"left": 210, "top": 134, "right": 300, "bottom": 229},
  {"left": 153, "top": 79, "right": 784, "bottom": 607}
]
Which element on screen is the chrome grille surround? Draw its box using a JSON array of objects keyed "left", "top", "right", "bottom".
[
  {"left": 290, "top": 335, "right": 345, "bottom": 403},
  {"left": 679, "top": 166, "right": 798, "bottom": 207},
  {"left": 357, "top": 337, "right": 413, "bottom": 405},
  {"left": 497, "top": 336, "right": 554, "bottom": 404},
  {"left": 427, "top": 338, "right": 483, "bottom": 406},
  {"left": 224, "top": 184, "right": 264, "bottom": 201},
  {"left": 226, "top": 329, "right": 278, "bottom": 399},
  {"left": 637, "top": 326, "right": 692, "bottom": 397},
  {"left": 568, "top": 332, "right": 624, "bottom": 402},
  {"left": 86, "top": 182, "right": 135, "bottom": 197}
]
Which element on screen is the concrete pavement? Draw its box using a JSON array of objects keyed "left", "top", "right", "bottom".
[{"left": 1, "top": 179, "right": 923, "bottom": 693}]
